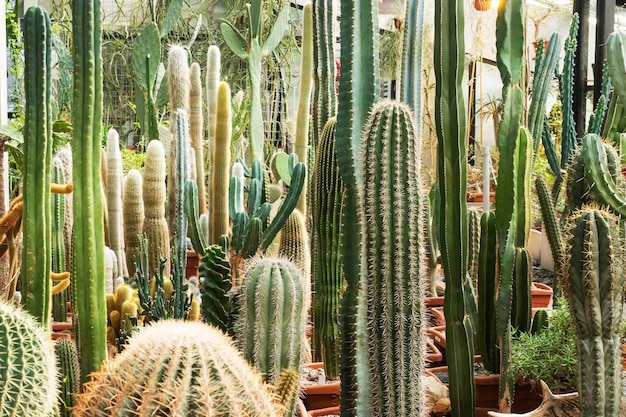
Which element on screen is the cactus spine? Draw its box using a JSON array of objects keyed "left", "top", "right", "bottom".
[
  {"left": 211, "top": 81, "right": 232, "bottom": 244},
  {"left": 360, "top": 100, "right": 425, "bottom": 416},
  {"left": 237, "top": 257, "right": 308, "bottom": 387},
  {"left": 189, "top": 62, "right": 206, "bottom": 214},
  {"left": 564, "top": 207, "right": 625, "bottom": 417},
  {"left": 73, "top": 320, "right": 283, "bottom": 416},
  {"left": 22, "top": 5, "right": 53, "bottom": 328},
  {"left": 295, "top": 3, "right": 313, "bottom": 214},
  {"left": 52, "top": 157, "right": 68, "bottom": 322},
  {"left": 106, "top": 128, "right": 128, "bottom": 279},
  {"left": 71, "top": 0, "right": 108, "bottom": 382},
  {"left": 122, "top": 169, "right": 144, "bottom": 278},
  {"left": 335, "top": 0, "right": 379, "bottom": 414},
  {"left": 142, "top": 140, "right": 171, "bottom": 278},
  {"left": 0, "top": 301, "right": 58, "bottom": 416},
  {"left": 55, "top": 338, "right": 80, "bottom": 417}
]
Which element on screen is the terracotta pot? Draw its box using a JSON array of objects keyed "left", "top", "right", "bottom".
[
  {"left": 426, "top": 339, "right": 444, "bottom": 366},
  {"left": 186, "top": 250, "right": 200, "bottom": 279},
  {"left": 467, "top": 191, "right": 495, "bottom": 202},
  {"left": 301, "top": 363, "right": 341, "bottom": 411},
  {"left": 531, "top": 282, "right": 553, "bottom": 310},
  {"left": 51, "top": 331, "right": 71, "bottom": 340},
  {"left": 308, "top": 406, "right": 340, "bottom": 417},
  {"left": 295, "top": 398, "right": 308, "bottom": 417}
]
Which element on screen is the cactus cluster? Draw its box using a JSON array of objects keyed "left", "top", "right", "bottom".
[
  {"left": 55, "top": 338, "right": 80, "bottom": 417},
  {"left": 73, "top": 320, "right": 283, "bottom": 416}
]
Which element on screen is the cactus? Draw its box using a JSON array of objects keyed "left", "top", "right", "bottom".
[
  {"left": 335, "top": 0, "right": 380, "bottom": 414},
  {"left": 73, "top": 320, "right": 283, "bottom": 416},
  {"left": 606, "top": 31, "right": 626, "bottom": 103},
  {"left": 55, "top": 338, "right": 80, "bottom": 417},
  {"left": 536, "top": 176, "right": 565, "bottom": 297},
  {"left": 563, "top": 207, "right": 625, "bottom": 417},
  {"left": 210, "top": 81, "right": 232, "bottom": 244},
  {"left": 198, "top": 244, "right": 232, "bottom": 333},
  {"left": 55, "top": 145, "right": 73, "bottom": 274},
  {"left": 167, "top": 45, "right": 190, "bottom": 236},
  {"left": 22, "top": 5, "right": 53, "bottom": 328},
  {"left": 295, "top": 3, "right": 313, "bottom": 214},
  {"left": 104, "top": 246, "right": 118, "bottom": 293},
  {"left": 106, "top": 128, "right": 128, "bottom": 279},
  {"left": 142, "top": 139, "right": 171, "bottom": 278},
  {"left": 278, "top": 209, "right": 311, "bottom": 284},
  {"left": 237, "top": 257, "right": 308, "bottom": 388},
  {"left": 468, "top": 208, "right": 481, "bottom": 286},
  {"left": 51, "top": 157, "right": 67, "bottom": 322},
  {"left": 477, "top": 211, "right": 498, "bottom": 372},
  {"left": 275, "top": 368, "right": 300, "bottom": 417},
  {"left": 219, "top": 0, "right": 290, "bottom": 162},
  {"left": 122, "top": 169, "right": 144, "bottom": 278},
  {"left": 71, "top": 0, "right": 108, "bottom": 382},
  {"left": 434, "top": 0, "right": 475, "bottom": 415},
  {"left": 312, "top": 0, "right": 336, "bottom": 145},
  {"left": 360, "top": 100, "right": 425, "bottom": 416},
  {"left": 400, "top": 0, "right": 425, "bottom": 122},
  {"left": 0, "top": 301, "right": 58, "bottom": 416},
  {"left": 189, "top": 62, "right": 206, "bottom": 214},
  {"left": 205, "top": 45, "right": 220, "bottom": 216}
]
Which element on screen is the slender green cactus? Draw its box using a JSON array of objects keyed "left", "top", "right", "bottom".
[
  {"left": 122, "top": 169, "right": 144, "bottom": 278},
  {"left": 55, "top": 338, "right": 80, "bottom": 417},
  {"left": 477, "top": 211, "right": 498, "bottom": 373},
  {"left": 219, "top": 0, "right": 290, "bottom": 162},
  {"left": 312, "top": 118, "right": 344, "bottom": 378},
  {"left": 400, "top": 0, "right": 425, "bottom": 120},
  {"left": 142, "top": 139, "right": 171, "bottom": 278},
  {"left": 563, "top": 207, "right": 625, "bottom": 417},
  {"left": 512, "top": 247, "right": 532, "bottom": 333},
  {"left": 0, "top": 301, "right": 58, "bottom": 416},
  {"left": 312, "top": 0, "right": 336, "bottom": 145},
  {"left": 360, "top": 100, "right": 425, "bottom": 416},
  {"left": 71, "top": 0, "right": 107, "bottom": 382},
  {"left": 468, "top": 208, "right": 481, "bottom": 286},
  {"left": 73, "top": 320, "right": 283, "bottom": 416},
  {"left": 211, "top": 81, "right": 231, "bottom": 244},
  {"left": 237, "top": 257, "right": 308, "bottom": 387},
  {"left": 295, "top": 3, "right": 312, "bottom": 214},
  {"left": 335, "top": 1, "right": 379, "bottom": 414},
  {"left": 606, "top": 32, "right": 626, "bottom": 103},
  {"left": 434, "top": 1, "right": 474, "bottom": 415},
  {"left": 536, "top": 176, "right": 565, "bottom": 297},
  {"left": 205, "top": 45, "right": 220, "bottom": 215},
  {"left": 52, "top": 157, "right": 67, "bottom": 322},
  {"left": 106, "top": 128, "right": 128, "bottom": 279},
  {"left": 167, "top": 45, "right": 190, "bottom": 236},
  {"left": 278, "top": 209, "right": 311, "bottom": 282},
  {"left": 22, "top": 5, "right": 53, "bottom": 328},
  {"left": 189, "top": 62, "right": 206, "bottom": 214}
]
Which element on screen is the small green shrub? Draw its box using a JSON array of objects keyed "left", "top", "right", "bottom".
[{"left": 511, "top": 299, "right": 577, "bottom": 392}]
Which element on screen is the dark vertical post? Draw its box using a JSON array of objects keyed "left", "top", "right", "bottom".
[
  {"left": 573, "top": 0, "right": 590, "bottom": 139},
  {"left": 595, "top": 0, "right": 615, "bottom": 103}
]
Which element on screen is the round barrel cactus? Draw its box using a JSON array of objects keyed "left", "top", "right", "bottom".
[
  {"left": 73, "top": 320, "right": 282, "bottom": 416},
  {"left": 0, "top": 301, "right": 58, "bottom": 416}
]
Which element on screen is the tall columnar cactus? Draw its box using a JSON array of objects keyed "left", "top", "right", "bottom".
[
  {"left": 22, "top": 5, "right": 53, "bottom": 328},
  {"left": 142, "top": 139, "right": 171, "bottom": 278},
  {"left": 278, "top": 209, "right": 311, "bottom": 284},
  {"left": 219, "top": 0, "right": 290, "bottom": 162},
  {"left": 205, "top": 45, "right": 221, "bottom": 215},
  {"left": 563, "top": 207, "right": 625, "bottom": 417},
  {"left": 536, "top": 176, "right": 565, "bottom": 297},
  {"left": 237, "top": 257, "right": 308, "bottom": 388},
  {"left": 295, "top": 3, "right": 313, "bottom": 214},
  {"left": 0, "top": 301, "right": 58, "bottom": 416},
  {"left": 52, "top": 157, "right": 68, "bottom": 322},
  {"left": 477, "top": 211, "right": 498, "bottom": 373},
  {"left": 122, "top": 169, "right": 144, "bottom": 278},
  {"left": 335, "top": 1, "right": 379, "bottom": 415},
  {"left": 400, "top": 0, "right": 425, "bottom": 121},
  {"left": 189, "top": 62, "right": 206, "bottom": 214},
  {"left": 434, "top": 0, "right": 474, "bottom": 415},
  {"left": 55, "top": 338, "right": 80, "bottom": 417},
  {"left": 211, "top": 81, "right": 232, "bottom": 244},
  {"left": 71, "top": 0, "right": 107, "bottom": 382},
  {"left": 55, "top": 145, "right": 73, "bottom": 273},
  {"left": 73, "top": 320, "right": 283, "bottom": 416},
  {"left": 360, "top": 100, "right": 425, "bottom": 416},
  {"left": 311, "top": 118, "right": 344, "bottom": 378},
  {"left": 312, "top": 0, "right": 336, "bottom": 145},
  {"left": 468, "top": 208, "right": 481, "bottom": 286},
  {"left": 106, "top": 128, "right": 128, "bottom": 279},
  {"left": 167, "top": 45, "right": 190, "bottom": 235}
]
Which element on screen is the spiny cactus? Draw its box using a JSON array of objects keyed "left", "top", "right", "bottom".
[
  {"left": 122, "top": 169, "right": 144, "bottom": 278},
  {"left": 51, "top": 157, "right": 67, "bottom": 322},
  {"left": 142, "top": 139, "right": 171, "bottom": 277},
  {"left": 210, "top": 81, "right": 232, "bottom": 245},
  {"left": 205, "top": 45, "right": 220, "bottom": 216},
  {"left": 55, "top": 338, "right": 80, "bottom": 417},
  {"left": 73, "top": 320, "right": 283, "bottom": 416},
  {"left": 106, "top": 128, "right": 128, "bottom": 279},
  {"left": 359, "top": 100, "right": 425, "bottom": 416},
  {"left": 278, "top": 209, "right": 311, "bottom": 286},
  {"left": 199, "top": 244, "right": 232, "bottom": 333},
  {"left": 236, "top": 257, "right": 309, "bottom": 387},
  {"left": 22, "top": 5, "right": 53, "bottom": 328},
  {"left": 71, "top": 0, "right": 107, "bottom": 382},
  {"left": 54, "top": 145, "right": 73, "bottom": 274},
  {"left": 189, "top": 62, "right": 206, "bottom": 214},
  {"left": 0, "top": 301, "right": 58, "bottom": 416},
  {"left": 563, "top": 206, "right": 625, "bottom": 417}
]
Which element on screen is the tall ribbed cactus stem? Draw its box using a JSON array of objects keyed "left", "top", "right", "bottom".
[
  {"left": 311, "top": 0, "right": 336, "bottom": 144},
  {"left": 22, "top": 5, "right": 53, "bottom": 328},
  {"left": 71, "top": 0, "right": 107, "bottom": 381},
  {"left": 52, "top": 157, "right": 68, "bottom": 322},
  {"left": 123, "top": 169, "right": 144, "bottom": 278},
  {"left": 360, "top": 100, "right": 425, "bottom": 415},
  {"left": 205, "top": 45, "right": 220, "bottom": 219},
  {"left": 189, "top": 62, "right": 206, "bottom": 214},
  {"left": 435, "top": 0, "right": 475, "bottom": 415},
  {"left": 564, "top": 207, "right": 625, "bottom": 417},
  {"left": 400, "top": 0, "right": 425, "bottom": 120},
  {"left": 106, "top": 128, "right": 128, "bottom": 279},
  {"left": 210, "top": 81, "right": 231, "bottom": 244}
]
